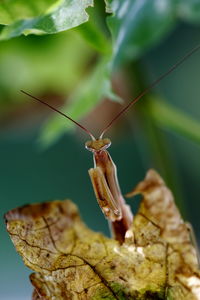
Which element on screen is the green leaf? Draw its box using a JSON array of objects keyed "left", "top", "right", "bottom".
[
  {"left": 104, "top": 0, "right": 113, "bottom": 13},
  {"left": 0, "top": 0, "right": 93, "bottom": 40},
  {"left": 176, "top": 0, "right": 200, "bottom": 24},
  {"left": 0, "top": 30, "right": 93, "bottom": 103},
  {"left": 75, "top": 4, "right": 112, "bottom": 55},
  {"left": 0, "top": 0, "right": 60, "bottom": 25},
  {"left": 148, "top": 97, "right": 200, "bottom": 144},
  {"left": 77, "top": 21, "right": 111, "bottom": 54},
  {"left": 107, "top": 0, "right": 176, "bottom": 67},
  {"left": 39, "top": 58, "right": 121, "bottom": 146}
]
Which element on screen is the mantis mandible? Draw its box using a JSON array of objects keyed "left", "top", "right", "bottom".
[{"left": 21, "top": 44, "right": 200, "bottom": 244}]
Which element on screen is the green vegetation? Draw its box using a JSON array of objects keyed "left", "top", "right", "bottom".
[{"left": 1, "top": 1, "right": 200, "bottom": 145}]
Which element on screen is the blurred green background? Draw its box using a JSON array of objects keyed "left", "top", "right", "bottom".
[{"left": 1, "top": 1, "right": 200, "bottom": 299}]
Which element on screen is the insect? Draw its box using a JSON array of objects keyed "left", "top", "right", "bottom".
[{"left": 21, "top": 44, "right": 200, "bottom": 244}]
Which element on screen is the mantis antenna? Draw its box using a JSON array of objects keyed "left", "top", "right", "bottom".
[
  {"left": 100, "top": 44, "right": 200, "bottom": 138},
  {"left": 21, "top": 44, "right": 200, "bottom": 140},
  {"left": 21, "top": 45, "right": 200, "bottom": 242},
  {"left": 20, "top": 90, "right": 95, "bottom": 141}
]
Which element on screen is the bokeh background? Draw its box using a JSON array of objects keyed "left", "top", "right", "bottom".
[{"left": 0, "top": 1, "right": 200, "bottom": 299}]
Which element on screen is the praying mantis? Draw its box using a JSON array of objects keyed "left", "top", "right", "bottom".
[{"left": 21, "top": 44, "right": 200, "bottom": 244}]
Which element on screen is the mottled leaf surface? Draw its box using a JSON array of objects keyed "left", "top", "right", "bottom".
[
  {"left": 127, "top": 170, "right": 200, "bottom": 300},
  {"left": 0, "top": 0, "right": 93, "bottom": 40},
  {"left": 5, "top": 170, "right": 200, "bottom": 299}
]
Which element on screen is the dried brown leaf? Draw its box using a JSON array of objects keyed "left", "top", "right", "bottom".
[
  {"left": 5, "top": 169, "right": 200, "bottom": 299},
  {"left": 127, "top": 169, "right": 200, "bottom": 299}
]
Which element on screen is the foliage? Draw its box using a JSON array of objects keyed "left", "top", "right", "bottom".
[
  {"left": 0, "top": 0, "right": 93, "bottom": 38},
  {"left": 2, "top": 2, "right": 200, "bottom": 299},
  {"left": 0, "top": 0, "right": 58, "bottom": 25},
  {"left": 39, "top": 57, "right": 122, "bottom": 145},
  {"left": 147, "top": 96, "right": 200, "bottom": 145},
  {"left": 5, "top": 170, "right": 200, "bottom": 299},
  {"left": 1, "top": 0, "right": 200, "bottom": 145}
]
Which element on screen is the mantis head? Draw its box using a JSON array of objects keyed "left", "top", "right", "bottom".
[{"left": 85, "top": 138, "right": 111, "bottom": 152}]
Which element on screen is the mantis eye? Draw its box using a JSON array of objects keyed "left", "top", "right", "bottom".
[
  {"left": 85, "top": 140, "right": 93, "bottom": 151},
  {"left": 103, "top": 138, "right": 111, "bottom": 148}
]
